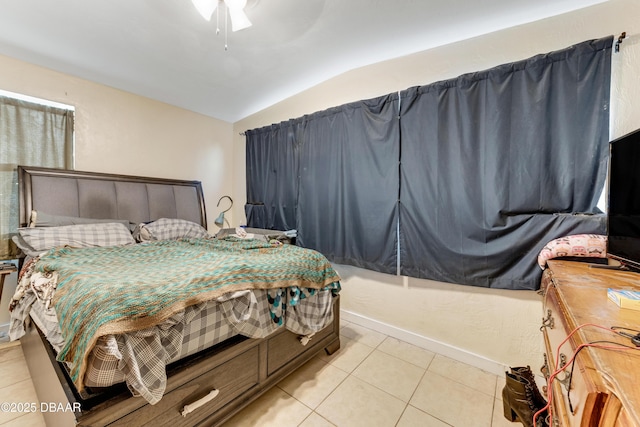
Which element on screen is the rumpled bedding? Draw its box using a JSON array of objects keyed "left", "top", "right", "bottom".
[{"left": 9, "top": 240, "right": 340, "bottom": 404}]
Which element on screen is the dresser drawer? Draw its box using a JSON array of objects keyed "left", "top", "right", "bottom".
[
  {"left": 538, "top": 261, "right": 640, "bottom": 427},
  {"left": 542, "top": 284, "right": 607, "bottom": 427},
  {"left": 109, "top": 346, "right": 259, "bottom": 426}
]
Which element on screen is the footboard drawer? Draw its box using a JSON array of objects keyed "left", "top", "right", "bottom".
[
  {"left": 108, "top": 346, "right": 259, "bottom": 426},
  {"left": 267, "top": 321, "right": 336, "bottom": 376},
  {"left": 29, "top": 297, "right": 340, "bottom": 427}
]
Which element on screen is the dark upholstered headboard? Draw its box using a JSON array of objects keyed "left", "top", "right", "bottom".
[{"left": 18, "top": 166, "right": 207, "bottom": 229}]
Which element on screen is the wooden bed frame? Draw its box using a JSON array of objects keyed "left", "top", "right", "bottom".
[{"left": 17, "top": 166, "right": 341, "bottom": 426}]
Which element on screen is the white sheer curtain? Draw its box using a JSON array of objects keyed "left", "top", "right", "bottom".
[{"left": 0, "top": 95, "right": 74, "bottom": 259}]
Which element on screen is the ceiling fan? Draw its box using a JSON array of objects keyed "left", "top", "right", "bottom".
[{"left": 191, "top": 0, "right": 252, "bottom": 32}]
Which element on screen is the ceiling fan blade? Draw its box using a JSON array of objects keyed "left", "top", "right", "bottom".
[
  {"left": 191, "top": 0, "right": 218, "bottom": 21},
  {"left": 224, "top": 0, "right": 252, "bottom": 32}
]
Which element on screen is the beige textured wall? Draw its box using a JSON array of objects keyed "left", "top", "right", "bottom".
[
  {"left": 0, "top": 55, "right": 234, "bottom": 326},
  {"left": 232, "top": 0, "right": 640, "bottom": 373}
]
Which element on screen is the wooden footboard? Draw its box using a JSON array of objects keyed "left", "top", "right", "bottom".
[{"left": 21, "top": 296, "right": 340, "bottom": 427}]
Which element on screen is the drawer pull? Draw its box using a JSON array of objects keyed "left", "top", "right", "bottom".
[
  {"left": 559, "top": 352, "right": 567, "bottom": 368},
  {"left": 541, "top": 353, "right": 549, "bottom": 380},
  {"left": 556, "top": 370, "right": 572, "bottom": 391},
  {"left": 540, "top": 309, "right": 554, "bottom": 331},
  {"left": 299, "top": 332, "right": 315, "bottom": 346},
  {"left": 555, "top": 353, "right": 572, "bottom": 392},
  {"left": 181, "top": 389, "right": 220, "bottom": 417}
]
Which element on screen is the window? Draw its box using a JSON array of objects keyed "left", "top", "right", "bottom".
[
  {"left": 245, "top": 36, "right": 612, "bottom": 290},
  {"left": 0, "top": 90, "right": 74, "bottom": 259}
]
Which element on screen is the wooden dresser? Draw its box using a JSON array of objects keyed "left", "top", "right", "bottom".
[{"left": 540, "top": 260, "right": 640, "bottom": 427}]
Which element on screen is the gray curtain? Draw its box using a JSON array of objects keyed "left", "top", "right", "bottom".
[
  {"left": 245, "top": 119, "right": 302, "bottom": 231},
  {"left": 245, "top": 37, "right": 612, "bottom": 289},
  {"left": 399, "top": 36, "right": 612, "bottom": 289},
  {"left": 297, "top": 95, "right": 400, "bottom": 274},
  {"left": 0, "top": 95, "right": 74, "bottom": 259}
]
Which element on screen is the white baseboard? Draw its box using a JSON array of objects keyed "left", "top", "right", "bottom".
[
  {"left": 340, "top": 309, "right": 508, "bottom": 377},
  {"left": 0, "top": 311, "right": 508, "bottom": 373}
]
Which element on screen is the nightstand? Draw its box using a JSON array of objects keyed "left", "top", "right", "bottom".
[{"left": 0, "top": 264, "right": 17, "bottom": 307}]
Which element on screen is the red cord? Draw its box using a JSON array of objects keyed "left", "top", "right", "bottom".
[{"left": 532, "top": 323, "right": 640, "bottom": 426}]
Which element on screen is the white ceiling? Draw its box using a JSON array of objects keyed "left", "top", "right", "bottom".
[{"left": 0, "top": 0, "right": 606, "bottom": 123}]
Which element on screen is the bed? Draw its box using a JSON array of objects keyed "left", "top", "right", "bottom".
[{"left": 9, "top": 166, "right": 341, "bottom": 427}]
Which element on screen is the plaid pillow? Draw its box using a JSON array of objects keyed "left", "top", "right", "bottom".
[
  {"left": 17, "top": 222, "right": 135, "bottom": 257},
  {"left": 133, "top": 218, "right": 209, "bottom": 242},
  {"left": 29, "top": 210, "right": 134, "bottom": 231}
]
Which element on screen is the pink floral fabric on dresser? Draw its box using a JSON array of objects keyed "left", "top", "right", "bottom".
[{"left": 537, "top": 234, "right": 607, "bottom": 269}]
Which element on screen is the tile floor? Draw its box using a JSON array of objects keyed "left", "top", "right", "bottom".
[
  {"left": 0, "top": 321, "right": 521, "bottom": 426},
  {"left": 0, "top": 341, "right": 46, "bottom": 426}
]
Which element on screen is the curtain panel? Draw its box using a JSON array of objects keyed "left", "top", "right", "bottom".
[
  {"left": 0, "top": 96, "right": 74, "bottom": 259},
  {"left": 399, "top": 36, "right": 612, "bottom": 289},
  {"left": 297, "top": 95, "right": 400, "bottom": 274},
  {"left": 245, "top": 119, "right": 303, "bottom": 231}
]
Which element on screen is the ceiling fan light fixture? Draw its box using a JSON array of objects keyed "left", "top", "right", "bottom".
[
  {"left": 191, "top": 0, "right": 218, "bottom": 21},
  {"left": 191, "top": 0, "right": 252, "bottom": 50},
  {"left": 224, "top": 0, "right": 252, "bottom": 32}
]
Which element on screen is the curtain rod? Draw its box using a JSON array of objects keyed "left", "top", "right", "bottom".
[{"left": 615, "top": 32, "right": 626, "bottom": 53}]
